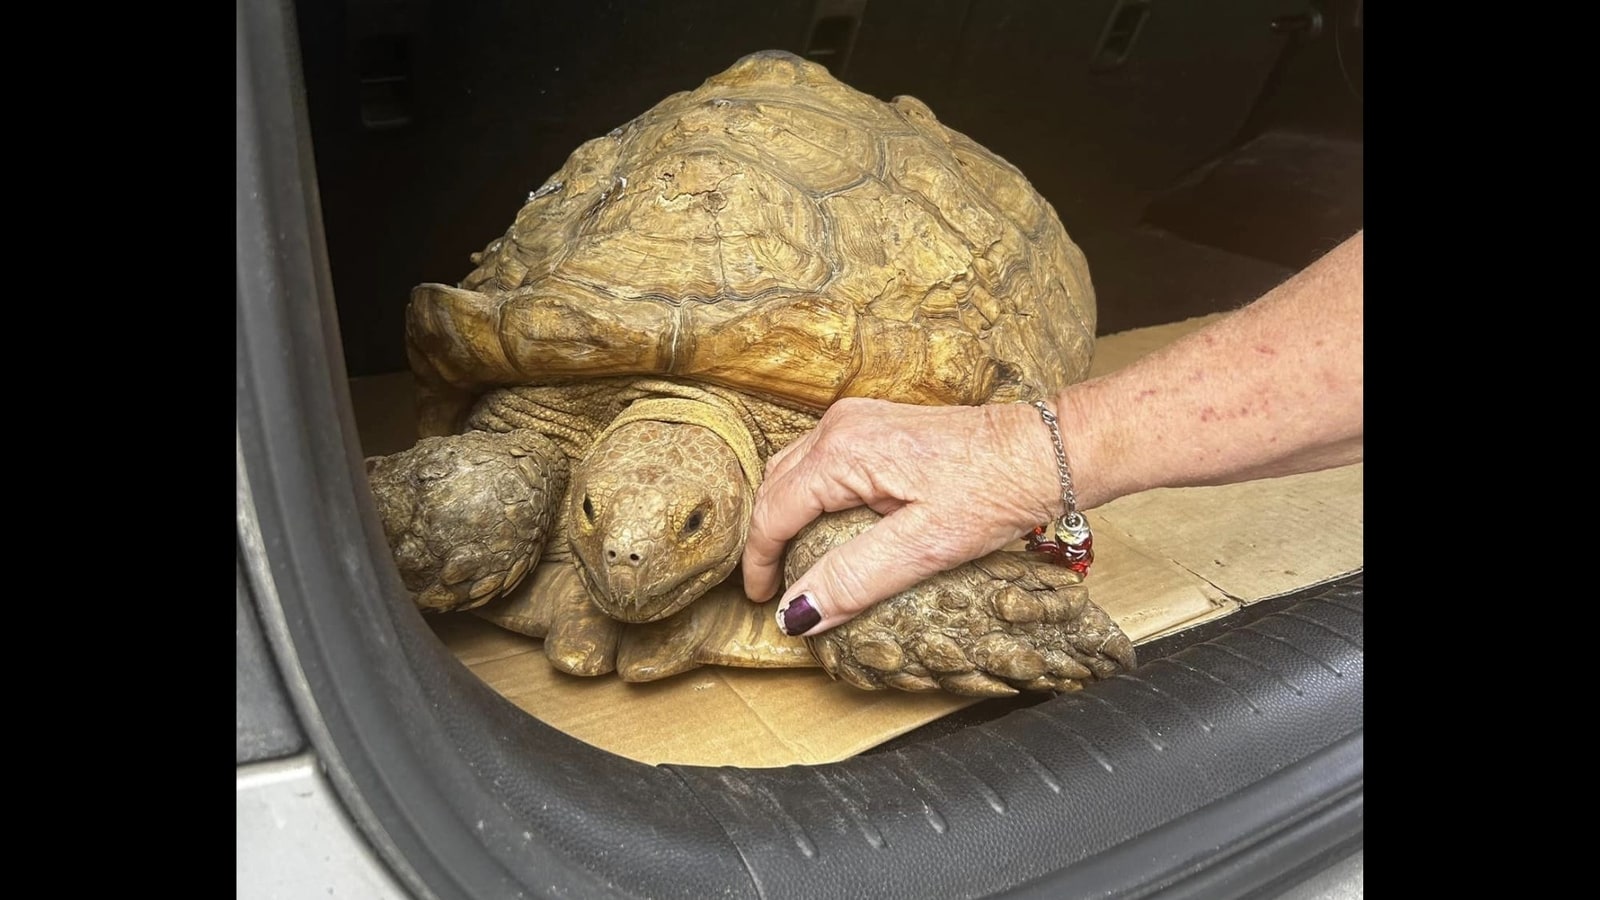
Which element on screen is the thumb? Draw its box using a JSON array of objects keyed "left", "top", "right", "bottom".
[{"left": 774, "top": 505, "right": 958, "bottom": 638}]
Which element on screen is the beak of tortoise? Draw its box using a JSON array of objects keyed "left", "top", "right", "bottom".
[
  {"left": 606, "top": 568, "right": 643, "bottom": 604},
  {"left": 575, "top": 556, "right": 693, "bottom": 624}
]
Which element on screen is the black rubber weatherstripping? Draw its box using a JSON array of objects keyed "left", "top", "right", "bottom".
[{"left": 236, "top": 1, "right": 1363, "bottom": 896}]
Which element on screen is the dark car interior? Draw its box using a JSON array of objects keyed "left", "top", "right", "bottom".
[{"left": 237, "top": 0, "right": 1363, "bottom": 896}]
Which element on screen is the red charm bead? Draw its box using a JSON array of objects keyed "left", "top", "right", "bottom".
[{"left": 1024, "top": 521, "right": 1093, "bottom": 576}]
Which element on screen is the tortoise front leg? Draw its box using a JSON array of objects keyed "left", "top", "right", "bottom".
[
  {"left": 785, "top": 508, "right": 1136, "bottom": 696},
  {"left": 366, "top": 430, "right": 568, "bottom": 613}
]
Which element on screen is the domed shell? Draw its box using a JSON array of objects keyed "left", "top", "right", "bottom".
[{"left": 409, "top": 50, "right": 1095, "bottom": 415}]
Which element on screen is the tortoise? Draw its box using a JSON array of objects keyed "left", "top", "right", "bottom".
[{"left": 364, "top": 50, "right": 1136, "bottom": 697}]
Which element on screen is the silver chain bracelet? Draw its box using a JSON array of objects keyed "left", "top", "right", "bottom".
[{"left": 1024, "top": 399, "right": 1095, "bottom": 575}]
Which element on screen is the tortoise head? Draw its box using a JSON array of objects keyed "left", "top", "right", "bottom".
[{"left": 567, "top": 398, "right": 759, "bottom": 623}]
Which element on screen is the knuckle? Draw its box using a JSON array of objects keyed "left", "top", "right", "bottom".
[{"left": 820, "top": 396, "right": 875, "bottom": 429}]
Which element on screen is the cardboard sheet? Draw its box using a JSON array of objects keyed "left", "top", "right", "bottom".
[{"left": 350, "top": 314, "right": 1362, "bottom": 767}]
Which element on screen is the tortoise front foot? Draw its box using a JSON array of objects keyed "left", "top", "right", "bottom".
[
  {"left": 366, "top": 429, "right": 567, "bottom": 612},
  {"left": 785, "top": 508, "right": 1136, "bottom": 697}
]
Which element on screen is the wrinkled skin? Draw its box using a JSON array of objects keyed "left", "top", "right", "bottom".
[
  {"left": 368, "top": 385, "right": 1137, "bottom": 696},
  {"left": 366, "top": 430, "right": 567, "bottom": 612},
  {"left": 568, "top": 419, "right": 751, "bottom": 623},
  {"left": 744, "top": 397, "right": 1064, "bottom": 631},
  {"left": 790, "top": 508, "right": 1135, "bottom": 696}
]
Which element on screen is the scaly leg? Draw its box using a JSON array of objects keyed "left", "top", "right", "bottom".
[
  {"left": 366, "top": 429, "right": 567, "bottom": 613},
  {"left": 786, "top": 508, "right": 1136, "bottom": 696}
]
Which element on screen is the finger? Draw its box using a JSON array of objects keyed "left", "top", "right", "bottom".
[
  {"left": 761, "top": 428, "right": 817, "bottom": 486},
  {"left": 742, "top": 432, "right": 821, "bottom": 602},
  {"left": 773, "top": 504, "right": 956, "bottom": 638},
  {"left": 740, "top": 457, "right": 869, "bottom": 602}
]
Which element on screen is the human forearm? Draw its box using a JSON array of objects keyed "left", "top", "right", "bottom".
[
  {"left": 1056, "top": 231, "right": 1364, "bottom": 510},
  {"left": 741, "top": 230, "right": 1364, "bottom": 634}
]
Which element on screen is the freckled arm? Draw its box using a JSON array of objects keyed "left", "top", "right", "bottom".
[{"left": 1056, "top": 230, "right": 1363, "bottom": 509}]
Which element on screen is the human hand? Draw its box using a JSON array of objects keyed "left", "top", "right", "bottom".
[{"left": 741, "top": 397, "right": 1064, "bottom": 636}]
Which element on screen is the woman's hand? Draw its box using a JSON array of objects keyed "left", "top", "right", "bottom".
[
  {"left": 741, "top": 397, "right": 1063, "bottom": 636},
  {"left": 740, "top": 229, "right": 1364, "bottom": 639}
]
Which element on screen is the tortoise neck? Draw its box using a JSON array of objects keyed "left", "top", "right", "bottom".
[{"left": 597, "top": 394, "right": 762, "bottom": 491}]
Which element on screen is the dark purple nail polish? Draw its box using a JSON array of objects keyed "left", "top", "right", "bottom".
[{"left": 777, "top": 593, "right": 821, "bottom": 636}]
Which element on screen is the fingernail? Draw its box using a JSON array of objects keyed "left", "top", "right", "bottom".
[{"left": 776, "top": 592, "right": 821, "bottom": 636}]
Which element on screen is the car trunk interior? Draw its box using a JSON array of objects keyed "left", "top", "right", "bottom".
[{"left": 301, "top": 0, "right": 1362, "bottom": 765}]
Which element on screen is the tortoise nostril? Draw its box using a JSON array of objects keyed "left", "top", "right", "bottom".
[{"left": 603, "top": 544, "right": 644, "bottom": 566}]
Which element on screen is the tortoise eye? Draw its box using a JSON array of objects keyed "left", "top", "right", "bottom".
[
  {"left": 682, "top": 508, "right": 705, "bottom": 534},
  {"left": 582, "top": 495, "right": 595, "bottom": 521}
]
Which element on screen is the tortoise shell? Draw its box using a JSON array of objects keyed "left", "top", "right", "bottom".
[{"left": 406, "top": 50, "right": 1095, "bottom": 432}]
